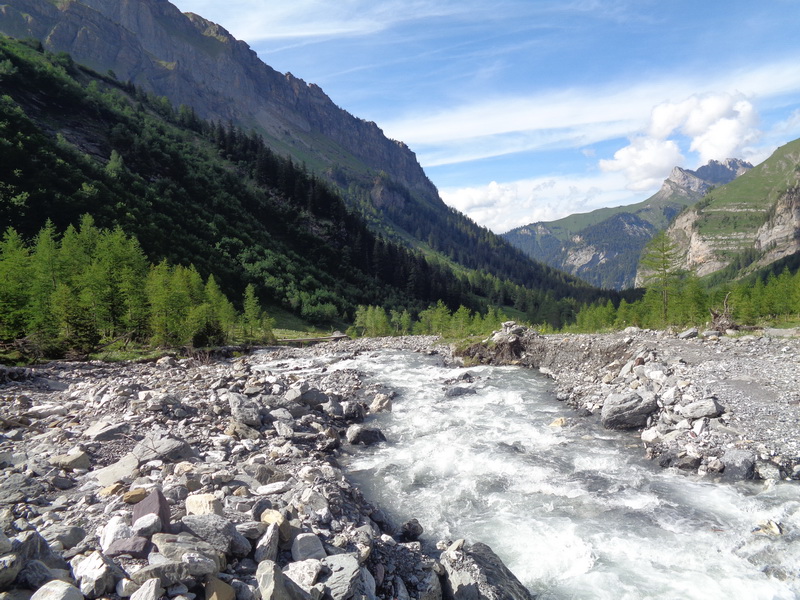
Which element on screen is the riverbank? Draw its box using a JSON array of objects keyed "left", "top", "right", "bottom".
[
  {"left": 1, "top": 328, "right": 799, "bottom": 600},
  {"left": 460, "top": 324, "right": 800, "bottom": 481},
  {"left": 0, "top": 336, "right": 535, "bottom": 600}
]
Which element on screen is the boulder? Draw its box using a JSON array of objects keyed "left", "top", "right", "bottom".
[
  {"left": 600, "top": 392, "right": 658, "bottom": 430},
  {"left": 72, "top": 551, "right": 120, "bottom": 599},
  {"left": 255, "top": 560, "right": 311, "bottom": 600},
  {"left": 181, "top": 514, "right": 252, "bottom": 558},
  {"left": 30, "top": 580, "right": 84, "bottom": 600},
  {"left": 721, "top": 449, "right": 756, "bottom": 480},
  {"left": 678, "top": 398, "right": 724, "bottom": 420},
  {"left": 440, "top": 541, "right": 532, "bottom": 600},
  {"left": 345, "top": 425, "right": 386, "bottom": 446},
  {"left": 291, "top": 533, "right": 326, "bottom": 561},
  {"left": 129, "top": 578, "right": 164, "bottom": 600}
]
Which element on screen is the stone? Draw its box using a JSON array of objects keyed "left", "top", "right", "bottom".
[
  {"left": 641, "top": 427, "right": 662, "bottom": 444},
  {"left": 368, "top": 394, "right": 392, "bottom": 413},
  {"left": 205, "top": 577, "right": 236, "bottom": 600},
  {"left": 440, "top": 541, "right": 532, "bottom": 600},
  {"left": 186, "top": 493, "right": 224, "bottom": 516},
  {"left": 292, "top": 533, "right": 326, "bottom": 561},
  {"left": 29, "top": 581, "right": 84, "bottom": 600},
  {"left": 256, "top": 480, "right": 294, "bottom": 495},
  {"left": 105, "top": 536, "right": 152, "bottom": 559},
  {"left": 600, "top": 392, "right": 658, "bottom": 430},
  {"left": 100, "top": 515, "right": 134, "bottom": 552},
  {"left": 254, "top": 523, "right": 280, "bottom": 563},
  {"left": 94, "top": 452, "right": 140, "bottom": 487},
  {"left": 124, "top": 488, "right": 150, "bottom": 504},
  {"left": 41, "top": 525, "right": 86, "bottom": 553},
  {"left": 399, "top": 519, "right": 423, "bottom": 542},
  {"left": 130, "top": 578, "right": 164, "bottom": 600},
  {"left": 72, "top": 551, "right": 118, "bottom": 598},
  {"left": 15, "top": 559, "right": 57, "bottom": 589},
  {"left": 345, "top": 425, "right": 386, "bottom": 446},
  {"left": 319, "top": 554, "right": 361, "bottom": 600},
  {"left": 721, "top": 449, "right": 756, "bottom": 480},
  {"left": 0, "top": 553, "right": 22, "bottom": 589},
  {"left": 181, "top": 514, "right": 252, "bottom": 558},
  {"left": 283, "top": 559, "right": 324, "bottom": 593},
  {"left": 678, "top": 398, "right": 724, "bottom": 420},
  {"left": 130, "top": 562, "right": 192, "bottom": 587},
  {"left": 228, "top": 393, "right": 262, "bottom": 427},
  {"left": 0, "top": 473, "right": 45, "bottom": 504},
  {"left": 255, "top": 560, "right": 311, "bottom": 600},
  {"left": 444, "top": 386, "right": 476, "bottom": 398},
  {"left": 259, "top": 510, "right": 291, "bottom": 541},
  {"left": 132, "top": 489, "right": 171, "bottom": 530},
  {"left": 678, "top": 327, "right": 699, "bottom": 340},
  {"left": 83, "top": 419, "right": 128, "bottom": 441},
  {"left": 0, "top": 531, "right": 11, "bottom": 554},
  {"left": 49, "top": 451, "right": 91, "bottom": 471},
  {"left": 151, "top": 532, "right": 224, "bottom": 573},
  {"left": 132, "top": 434, "right": 196, "bottom": 463},
  {"left": 133, "top": 513, "right": 163, "bottom": 537}
]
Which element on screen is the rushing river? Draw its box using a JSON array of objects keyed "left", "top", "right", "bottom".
[{"left": 265, "top": 348, "right": 800, "bottom": 599}]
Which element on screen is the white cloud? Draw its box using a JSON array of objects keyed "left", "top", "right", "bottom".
[
  {"left": 602, "top": 93, "right": 761, "bottom": 189},
  {"left": 440, "top": 172, "right": 640, "bottom": 233},
  {"left": 599, "top": 137, "right": 684, "bottom": 191}
]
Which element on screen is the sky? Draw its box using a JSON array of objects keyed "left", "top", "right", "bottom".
[{"left": 169, "top": 0, "right": 800, "bottom": 233}]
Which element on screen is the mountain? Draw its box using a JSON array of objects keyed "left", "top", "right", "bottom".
[
  {"left": 0, "top": 0, "right": 592, "bottom": 303},
  {"left": 503, "top": 158, "right": 752, "bottom": 290},
  {"left": 649, "top": 140, "right": 800, "bottom": 284}
]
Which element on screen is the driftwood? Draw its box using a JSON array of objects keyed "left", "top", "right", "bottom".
[{"left": 709, "top": 292, "right": 737, "bottom": 332}]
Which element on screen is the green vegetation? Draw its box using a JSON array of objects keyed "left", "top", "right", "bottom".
[
  {"left": 348, "top": 301, "right": 507, "bottom": 340},
  {"left": 0, "top": 35, "right": 618, "bottom": 363},
  {"left": 567, "top": 266, "right": 800, "bottom": 333},
  {"left": 0, "top": 218, "right": 276, "bottom": 360}
]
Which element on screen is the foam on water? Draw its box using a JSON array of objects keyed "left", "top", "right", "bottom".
[{"left": 262, "top": 349, "right": 800, "bottom": 598}]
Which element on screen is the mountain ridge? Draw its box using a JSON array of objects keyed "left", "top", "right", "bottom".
[
  {"left": 502, "top": 158, "right": 753, "bottom": 289},
  {"left": 0, "top": 0, "right": 594, "bottom": 300}
]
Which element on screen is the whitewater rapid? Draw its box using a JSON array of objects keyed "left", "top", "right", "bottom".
[{"left": 318, "top": 349, "right": 800, "bottom": 600}]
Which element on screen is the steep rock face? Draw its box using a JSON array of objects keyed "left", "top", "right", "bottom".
[
  {"left": 0, "top": 0, "right": 438, "bottom": 201},
  {"left": 651, "top": 143, "right": 800, "bottom": 280},
  {"left": 503, "top": 159, "right": 751, "bottom": 289}
]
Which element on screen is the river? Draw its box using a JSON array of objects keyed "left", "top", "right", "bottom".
[{"left": 263, "top": 348, "right": 800, "bottom": 599}]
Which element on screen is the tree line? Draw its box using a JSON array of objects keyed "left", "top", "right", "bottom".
[
  {"left": 566, "top": 232, "right": 800, "bottom": 332},
  {"left": 0, "top": 217, "right": 274, "bottom": 358}
]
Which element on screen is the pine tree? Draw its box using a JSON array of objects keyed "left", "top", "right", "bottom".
[
  {"left": 639, "top": 231, "right": 681, "bottom": 325},
  {"left": 0, "top": 228, "right": 30, "bottom": 340}
]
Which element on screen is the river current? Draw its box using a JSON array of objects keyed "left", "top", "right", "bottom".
[{"left": 264, "top": 348, "right": 800, "bottom": 599}]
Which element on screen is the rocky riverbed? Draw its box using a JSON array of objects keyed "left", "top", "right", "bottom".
[
  {"left": 1, "top": 326, "right": 799, "bottom": 600},
  {"left": 462, "top": 323, "right": 800, "bottom": 481},
  {"left": 0, "top": 336, "right": 532, "bottom": 600}
]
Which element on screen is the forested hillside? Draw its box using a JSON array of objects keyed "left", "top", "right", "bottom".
[
  {"left": 0, "top": 0, "right": 599, "bottom": 308},
  {"left": 0, "top": 36, "right": 608, "bottom": 341}
]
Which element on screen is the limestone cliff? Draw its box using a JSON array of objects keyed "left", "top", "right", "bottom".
[{"left": 650, "top": 141, "right": 800, "bottom": 281}]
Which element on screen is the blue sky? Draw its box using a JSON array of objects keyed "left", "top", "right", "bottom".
[{"left": 170, "top": 0, "right": 800, "bottom": 233}]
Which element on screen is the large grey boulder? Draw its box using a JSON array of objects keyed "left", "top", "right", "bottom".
[
  {"left": 440, "top": 540, "right": 532, "bottom": 600},
  {"left": 30, "top": 580, "right": 84, "bottom": 600},
  {"left": 721, "top": 449, "right": 756, "bottom": 480},
  {"left": 181, "top": 514, "right": 252, "bottom": 558},
  {"left": 255, "top": 560, "right": 311, "bottom": 600},
  {"left": 600, "top": 392, "right": 658, "bottom": 430},
  {"left": 678, "top": 397, "right": 724, "bottom": 420}
]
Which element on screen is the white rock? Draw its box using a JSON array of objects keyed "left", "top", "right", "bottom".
[
  {"left": 99, "top": 515, "right": 133, "bottom": 552},
  {"left": 130, "top": 578, "right": 164, "bottom": 600},
  {"left": 30, "top": 580, "right": 84, "bottom": 600}
]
